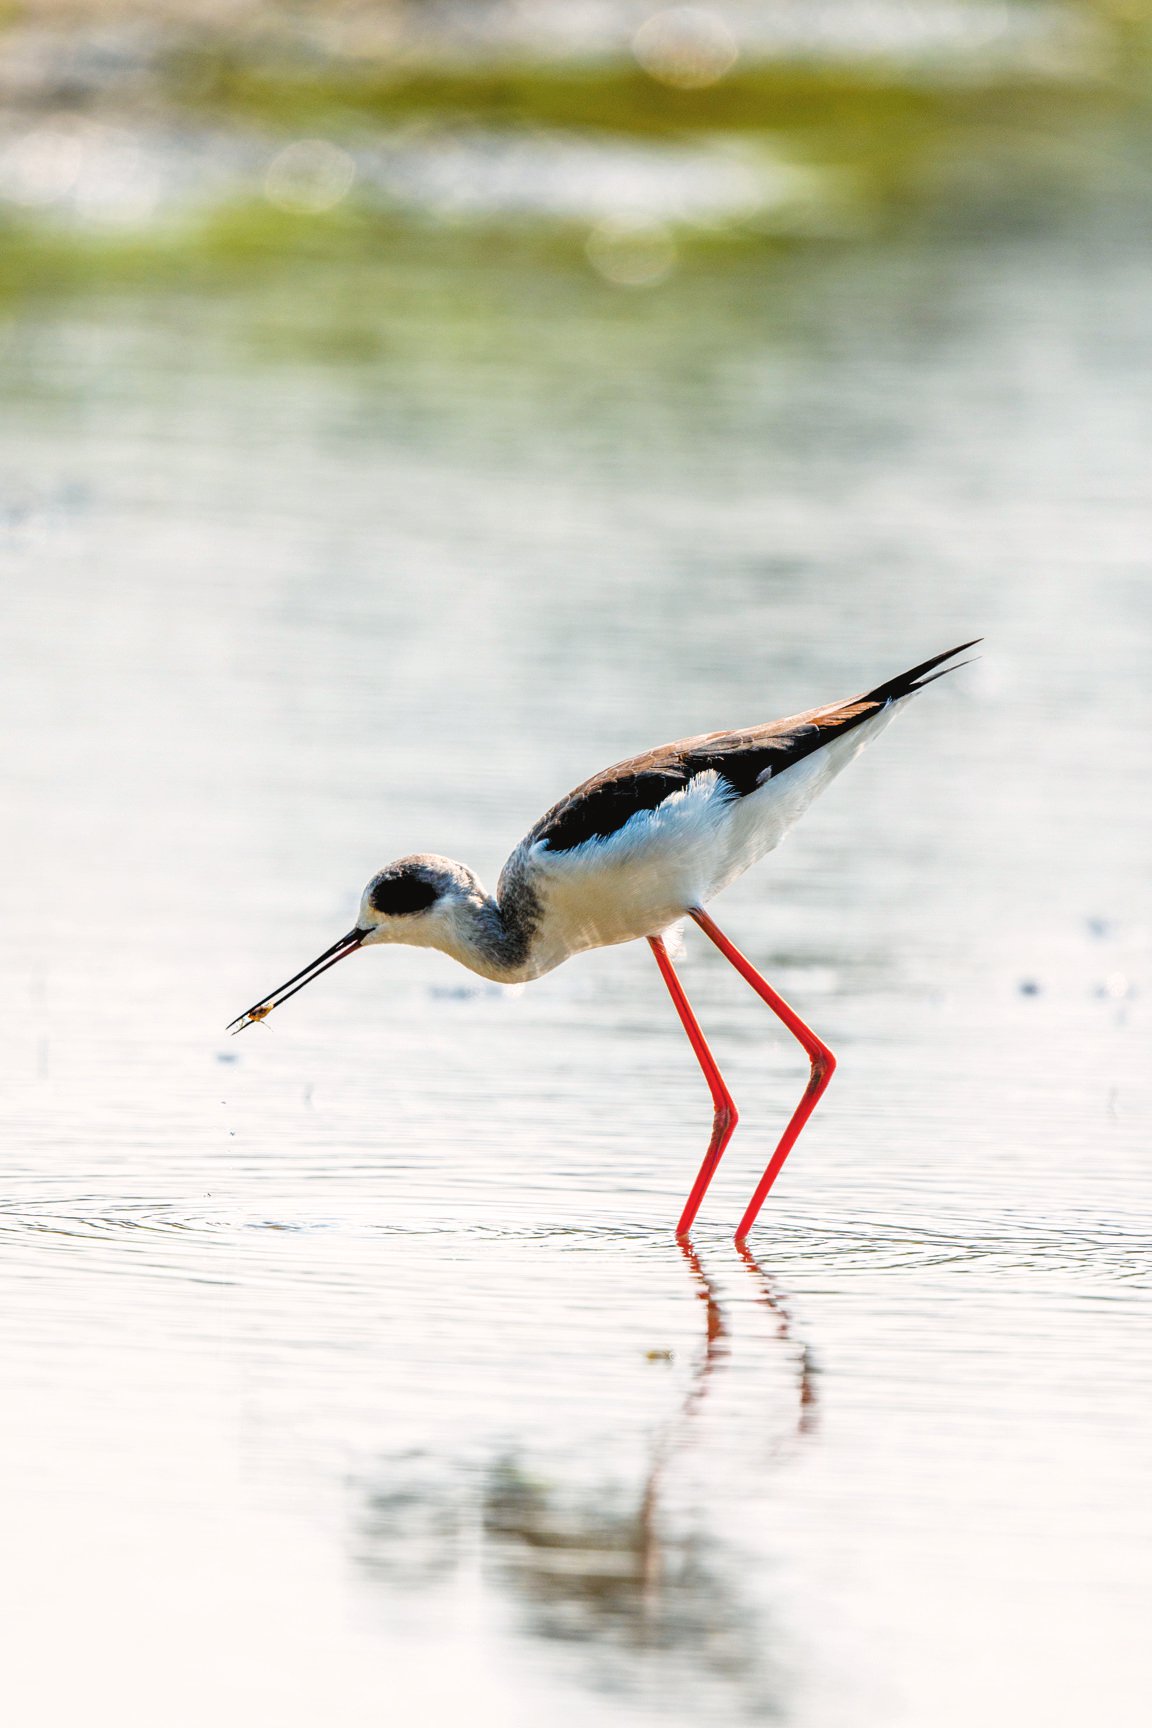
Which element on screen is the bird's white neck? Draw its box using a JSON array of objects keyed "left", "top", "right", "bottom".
[{"left": 404, "top": 859, "right": 547, "bottom": 984}]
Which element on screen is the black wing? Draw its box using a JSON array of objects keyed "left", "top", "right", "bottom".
[{"left": 529, "top": 642, "right": 978, "bottom": 854}]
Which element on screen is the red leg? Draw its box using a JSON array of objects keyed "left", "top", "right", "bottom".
[
  {"left": 690, "top": 907, "right": 836, "bottom": 1241},
  {"left": 648, "top": 936, "right": 739, "bottom": 1238}
]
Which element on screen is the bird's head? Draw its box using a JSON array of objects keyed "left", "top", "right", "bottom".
[
  {"left": 356, "top": 855, "right": 482, "bottom": 946},
  {"left": 228, "top": 854, "right": 482, "bottom": 1033}
]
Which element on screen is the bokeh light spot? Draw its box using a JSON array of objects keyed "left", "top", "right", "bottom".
[
  {"left": 633, "top": 7, "right": 740, "bottom": 91},
  {"left": 585, "top": 219, "right": 677, "bottom": 287},
  {"left": 264, "top": 139, "right": 356, "bottom": 216}
]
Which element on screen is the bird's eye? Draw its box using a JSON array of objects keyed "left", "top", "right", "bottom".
[{"left": 369, "top": 873, "right": 440, "bottom": 916}]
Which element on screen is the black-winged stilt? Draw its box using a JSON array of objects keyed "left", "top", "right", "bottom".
[{"left": 230, "top": 642, "right": 977, "bottom": 1239}]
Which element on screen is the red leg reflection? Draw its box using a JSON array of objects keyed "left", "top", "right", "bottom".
[
  {"left": 690, "top": 907, "right": 836, "bottom": 1242},
  {"left": 735, "top": 1240, "right": 818, "bottom": 1436}
]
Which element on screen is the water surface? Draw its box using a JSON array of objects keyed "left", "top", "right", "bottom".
[{"left": 1, "top": 219, "right": 1150, "bottom": 1724}]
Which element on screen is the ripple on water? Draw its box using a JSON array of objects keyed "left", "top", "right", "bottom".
[{"left": 0, "top": 1192, "right": 1147, "bottom": 1290}]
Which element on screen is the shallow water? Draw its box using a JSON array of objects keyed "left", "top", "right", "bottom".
[{"left": 1, "top": 218, "right": 1150, "bottom": 1725}]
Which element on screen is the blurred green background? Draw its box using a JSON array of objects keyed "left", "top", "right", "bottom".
[{"left": 2, "top": 0, "right": 1150, "bottom": 292}]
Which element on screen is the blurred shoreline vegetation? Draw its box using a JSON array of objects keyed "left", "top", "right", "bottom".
[{"left": 0, "top": 1, "right": 1150, "bottom": 300}]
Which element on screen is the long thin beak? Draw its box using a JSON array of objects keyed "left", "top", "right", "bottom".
[{"left": 227, "top": 927, "right": 365, "bottom": 1033}]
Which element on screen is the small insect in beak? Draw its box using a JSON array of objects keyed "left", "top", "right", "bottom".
[{"left": 227, "top": 928, "right": 365, "bottom": 1034}]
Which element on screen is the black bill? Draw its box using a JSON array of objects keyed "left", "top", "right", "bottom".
[{"left": 227, "top": 927, "right": 365, "bottom": 1033}]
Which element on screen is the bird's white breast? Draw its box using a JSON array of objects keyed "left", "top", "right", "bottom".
[{"left": 523, "top": 770, "right": 732, "bottom": 968}]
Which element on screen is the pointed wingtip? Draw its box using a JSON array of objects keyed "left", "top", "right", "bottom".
[
  {"left": 866, "top": 640, "right": 983, "bottom": 704},
  {"left": 938, "top": 636, "right": 983, "bottom": 667},
  {"left": 913, "top": 652, "right": 981, "bottom": 690}
]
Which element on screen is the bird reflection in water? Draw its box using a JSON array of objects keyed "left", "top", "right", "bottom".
[
  {"left": 480, "top": 1242, "right": 735, "bottom": 1663},
  {"left": 736, "top": 1240, "right": 819, "bottom": 1441},
  {"left": 354, "top": 1243, "right": 817, "bottom": 1709}
]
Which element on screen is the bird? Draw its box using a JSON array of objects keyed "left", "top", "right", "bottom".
[{"left": 229, "top": 641, "right": 977, "bottom": 1239}]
